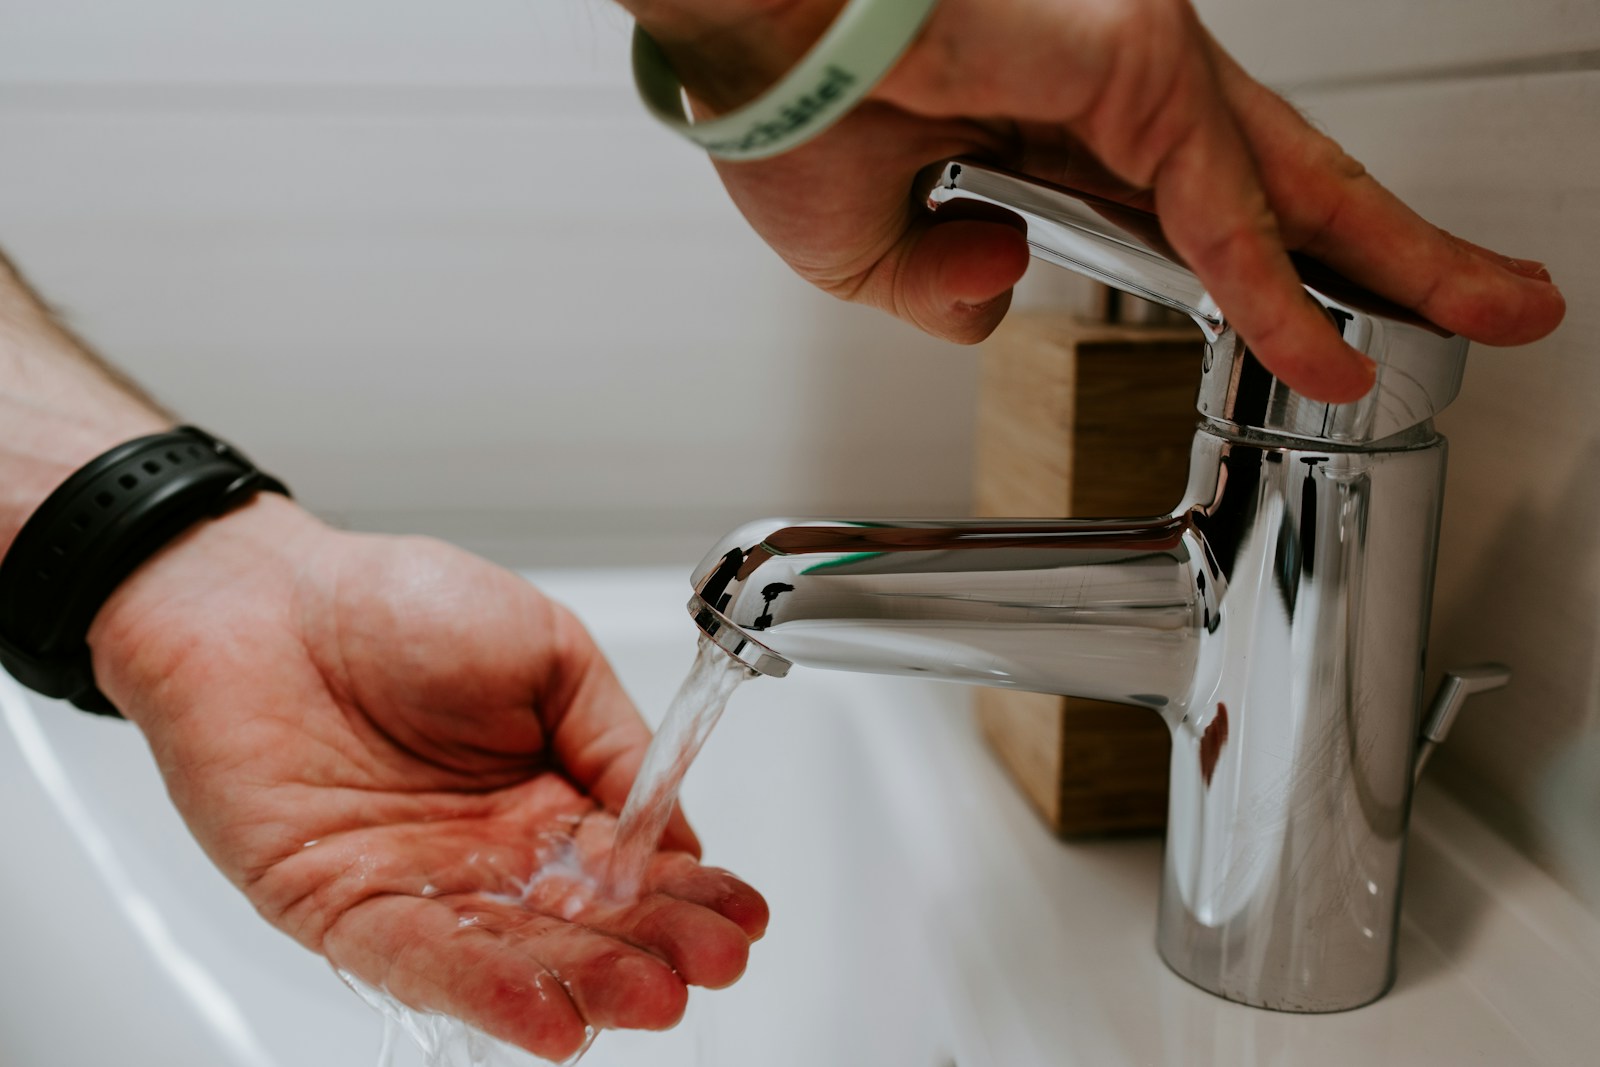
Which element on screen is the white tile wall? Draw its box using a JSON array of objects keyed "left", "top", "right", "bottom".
[
  {"left": 1194, "top": 0, "right": 1600, "bottom": 88},
  {"left": 0, "top": 0, "right": 981, "bottom": 565},
  {"left": 0, "top": 0, "right": 634, "bottom": 86}
]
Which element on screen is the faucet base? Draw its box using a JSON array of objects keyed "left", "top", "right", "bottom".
[
  {"left": 1153, "top": 430, "right": 1447, "bottom": 1013},
  {"left": 1156, "top": 932, "right": 1397, "bottom": 1014}
]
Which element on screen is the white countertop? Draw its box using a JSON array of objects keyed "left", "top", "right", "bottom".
[
  {"left": 850, "top": 663, "right": 1600, "bottom": 1066},
  {"left": 1, "top": 567, "right": 1596, "bottom": 1066}
]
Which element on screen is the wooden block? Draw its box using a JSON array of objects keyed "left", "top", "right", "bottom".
[{"left": 973, "top": 312, "right": 1203, "bottom": 837}]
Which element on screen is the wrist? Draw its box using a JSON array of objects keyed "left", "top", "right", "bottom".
[
  {"left": 623, "top": 0, "right": 845, "bottom": 112},
  {"left": 0, "top": 401, "right": 171, "bottom": 553},
  {"left": 87, "top": 492, "right": 329, "bottom": 729},
  {"left": 623, "top": 0, "right": 812, "bottom": 38}
]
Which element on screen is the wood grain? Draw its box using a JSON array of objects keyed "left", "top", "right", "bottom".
[{"left": 974, "top": 312, "right": 1202, "bottom": 836}]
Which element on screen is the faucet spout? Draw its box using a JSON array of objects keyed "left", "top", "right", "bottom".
[{"left": 689, "top": 515, "right": 1205, "bottom": 716}]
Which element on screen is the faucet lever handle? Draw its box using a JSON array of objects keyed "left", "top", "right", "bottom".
[
  {"left": 921, "top": 158, "right": 1223, "bottom": 335},
  {"left": 923, "top": 157, "right": 1472, "bottom": 445},
  {"left": 1413, "top": 663, "right": 1512, "bottom": 783}
]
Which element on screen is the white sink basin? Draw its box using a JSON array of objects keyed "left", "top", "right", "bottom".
[
  {"left": 2, "top": 568, "right": 1596, "bottom": 1066},
  {"left": 0, "top": 568, "right": 954, "bottom": 1067}
]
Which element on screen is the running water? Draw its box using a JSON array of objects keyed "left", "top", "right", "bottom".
[
  {"left": 604, "top": 635, "right": 753, "bottom": 902},
  {"left": 341, "top": 972, "right": 594, "bottom": 1067},
  {"left": 348, "top": 634, "right": 751, "bottom": 1066}
]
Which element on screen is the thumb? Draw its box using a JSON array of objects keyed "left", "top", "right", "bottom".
[{"left": 890, "top": 217, "right": 1031, "bottom": 344}]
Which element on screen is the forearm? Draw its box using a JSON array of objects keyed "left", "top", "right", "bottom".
[
  {"left": 0, "top": 251, "right": 329, "bottom": 731},
  {"left": 621, "top": 0, "right": 819, "bottom": 39},
  {"left": 0, "top": 252, "right": 172, "bottom": 553}
]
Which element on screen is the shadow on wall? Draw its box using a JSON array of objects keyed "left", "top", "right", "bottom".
[{"left": 1428, "top": 431, "right": 1600, "bottom": 911}]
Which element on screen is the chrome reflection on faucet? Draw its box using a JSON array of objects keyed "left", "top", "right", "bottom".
[{"left": 688, "top": 160, "right": 1509, "bottom": 1013}]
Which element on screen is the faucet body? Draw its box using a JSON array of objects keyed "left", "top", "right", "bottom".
[
  {"left": 692, "top": 426, "right": 1445, "bottom": 1011},
  {"left": 690, "top": 161, "right": 1477, "bottom": 1012}
]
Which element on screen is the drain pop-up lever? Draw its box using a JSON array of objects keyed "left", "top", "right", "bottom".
[{"left": 1414, "top": 664, "right": 1513, "bottom": 783}]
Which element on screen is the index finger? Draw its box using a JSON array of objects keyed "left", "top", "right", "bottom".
[
  {"left": 1110, "top": 44, "right": 1377, "bottom": 401},
  {"left": 1204, "top": 36, "right": 1565, "bottom": 347}
]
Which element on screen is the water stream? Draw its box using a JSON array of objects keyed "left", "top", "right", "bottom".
[
  {"left": 351, "top": 634, "right": 752, "bottom": 1066},
  {"left": 604, "top": 635, "right": 753, "bottom": 902}
]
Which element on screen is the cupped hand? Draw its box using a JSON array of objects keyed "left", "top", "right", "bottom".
[
  {"left": 86, "top": 494, "right": 767, "bottom": 1062},
  {"left": 644, "top": 0, "right": 1566, "bottom": 401}
]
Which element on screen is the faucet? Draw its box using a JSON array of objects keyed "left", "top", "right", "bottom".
[{"left": 686, "top": 160, "right": 1509, "bottom": 1013}]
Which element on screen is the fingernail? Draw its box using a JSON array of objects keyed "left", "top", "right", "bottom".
[
  {"left": 1351, "top": 352, "right": 1378, "bottom": 395},
  {"left": 1327, "top": 351, "right": 1377, "bottom": 404},
  {"left": 1448, "top": 234, "right": 1554, "bottom": 283},
  {"left": 1502, "top": 256, "right": 1553, "bottom": 283}
]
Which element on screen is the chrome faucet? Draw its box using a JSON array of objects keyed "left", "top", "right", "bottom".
[{"left": 687, "top": 160, "right": 1509, "bottom": 1013}]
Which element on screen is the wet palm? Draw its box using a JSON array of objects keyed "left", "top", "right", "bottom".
[{"left": 87, "top": 496, "right": 767, "bottom": 1062}]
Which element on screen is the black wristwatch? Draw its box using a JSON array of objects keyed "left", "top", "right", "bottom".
[{"left": 0, "top": 426, "right": 290, "bottom": 717}]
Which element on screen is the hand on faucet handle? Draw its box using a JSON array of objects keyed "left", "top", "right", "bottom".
[{"left": 630, "top": 0, "right": 1566, "bottom": 403}]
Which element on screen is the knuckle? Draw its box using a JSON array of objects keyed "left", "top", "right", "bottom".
[
  {"left": 1279, "top": 137, "right": 1372, "bottom": 249},
  {"left": 1105, "top": 0, "right": 1189, "bottom": 36},
  {"left": 1305, "top": 132, "right": 1369, "bottom": 184},
  {"left": 1079, "top": 7, "right": 1206, "bottom": 187},
  {"left": 1187, "top": 212, "right": 1274, "bottom": 274}
]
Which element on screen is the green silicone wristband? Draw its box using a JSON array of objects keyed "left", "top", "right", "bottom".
[{"left": 632, "top": 0, "right": 940, "bottom": 161}]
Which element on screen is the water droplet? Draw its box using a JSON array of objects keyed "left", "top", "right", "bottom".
[{"left": 336, "top": 637, "right": 749, "bottom": 1066}]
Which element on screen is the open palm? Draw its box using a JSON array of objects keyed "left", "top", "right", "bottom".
[{"left": 87, "top": 496, "right": 767, "bottom": 1062}]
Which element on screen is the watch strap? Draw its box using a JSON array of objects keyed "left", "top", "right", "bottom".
[{"left": 0, "top": 426, "right": 289, "bottom": 716}]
